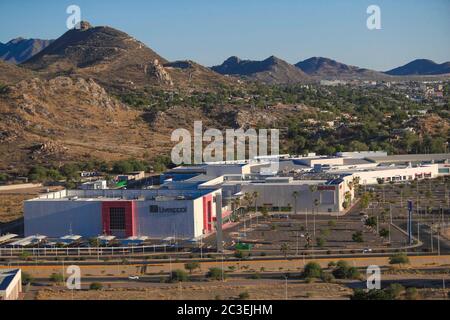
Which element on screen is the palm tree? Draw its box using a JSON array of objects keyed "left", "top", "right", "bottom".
[
  {"left": 242, "top": 193, "right": 252, "bottom": 235},
  {"left": 252, "top": 191, "right": 260, "bottom": 225},
  {"left": 309, "top": 185, "right": 318, "bottom": 234},
  {"left": 231, "top": 198, "right": 241, "bottom": 222},
  {"left": 280, "top": 243, "right": 290, "bottom": 258}
]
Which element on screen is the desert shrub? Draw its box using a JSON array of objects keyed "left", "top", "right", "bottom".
[
  {"left": 332, "top": 260, "right": 360, "bottom": 279},
  {"left": 89, "top": 282, "right": 103, "bottom": 290},
  {"left": 171, "top": 269, "right": 189, "bottom": 282},
  {"left": 389, "top": 253, "right": 409, "bottom": 265},
  {"left": 207, "top": 268, "right": 226, "bottom": 280},
  {"left": 302, "top": 262, "right": 322, "bottom": 279}
]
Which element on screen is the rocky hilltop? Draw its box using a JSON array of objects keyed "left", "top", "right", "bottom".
[
  {"left": 295, "top": 57, "right": 388, "bottom": 80},
  {"left": 385, "top": 59, "right": 450, "bottom": 76},
  {"left": 23, "top": 21, "right": 235, "bottom": 92},
  {"left": 212, "top": 56, "right": 311, "bottom": 84}
]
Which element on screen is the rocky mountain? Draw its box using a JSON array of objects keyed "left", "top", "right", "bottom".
[
  {"left": 0, "top": 38, "right": 53, "bottom": 64},
  {"left": 211, "top": 56, "right": 311, "bottom": 84},
  {"left": 385, "top": 59, "right": 450, "bottom": 76},
  {"left": 23, "top": 21, "right": 234, "bottom": 91},
  {"left": 0, "top": 73, "right": 302, "bottom": 172},
  {"left": 0, "top": 76, "right": 163, "bottom": 171},
  {"left": 0, "top": 60, "right": 34, "bottom": 85},
  {"left": 295, "top": 57, "right": 386, "bottom": 80}
]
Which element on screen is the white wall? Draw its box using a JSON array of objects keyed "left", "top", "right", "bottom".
[
  {"left": 24, "top": 200, "right": 102, "bottom": 237},
  {"left": 239, "top": 183, "right": 342, "bottom": 213},
  {"left": 135, "top": 200, "right": 196, "bottom": 239},
  {"left": 349, "top": 165, "right": 439, "bottom": 185},
  {"left": 0, "top": 269, "right": 22, "bottom": 300}
]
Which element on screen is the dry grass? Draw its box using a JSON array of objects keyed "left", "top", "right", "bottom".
[
  {"left": 35, "top": 280, "right": 353, "bottom": 300},
  {"left": 0, "top": 186, "right": 62, "bottom": 223}
]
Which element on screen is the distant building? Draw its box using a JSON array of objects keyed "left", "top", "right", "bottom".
[
  {"left": 336, "top": 151, "right": 388, "bottom": 159},
  {"left": 80, "top": 171, "right": 100, "bottom": 178},
  {"left": 79, "top": 180, "right": 108, "bottom": 190},
  {"left": 0, "top": 269, "right": 22, "bottom": 300},
  {"left": 320, "top": 80, "right": 347, "bottom": 86},
  {"left": 117, "top": 171, "right": 145, "bottom": 182},
  {"left": 23, "top": 154, "right": 450, "bottom": 241}
]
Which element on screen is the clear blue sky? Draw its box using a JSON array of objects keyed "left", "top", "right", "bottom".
[{"left": 0, "top": 0, "right": 449, "bottom": 71}]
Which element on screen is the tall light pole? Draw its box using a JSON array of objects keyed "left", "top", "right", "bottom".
[
  {"left": 389, "top": 204, "right": 392, "bottom": 243},
  {"left": 437, "top": 226, "right": 441, "bottom": 256},
  {"left": 313, "top": 198, "right": 319, "bottom": 238},
  {"left": 430, "top": 225, "right": 434, "bottom": 253},
  {"left": 284, "top": 275, "right": 288, "bottom": 300}
]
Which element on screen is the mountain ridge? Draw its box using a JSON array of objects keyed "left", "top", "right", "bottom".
[
  {"left": 211, "top": 55, "right": 311, "bottom": 84},
  {"left": 385, "top": 59, "right": 450, "bottom": 76},
  {"left": 0, "top": 38, "right": 53, "bottom": 64},
  {"left": 295, "top": 57, "right": 389, "bottom": 80},
  {"left": 22, "top": 21, "right": 235, "bottom": 91}
]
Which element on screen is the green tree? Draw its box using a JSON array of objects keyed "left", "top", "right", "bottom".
[
  {"left": 379, "top": 228, "right": 389, "bottom": 238},
  {"left": 365, "top": 216, "right": 377, "bottom": 228},
  {"left": 360, "top": 193, "right": 372, "bottom": 210},
  {"left": 21, "top": 272, "right": 34, "bottom": 285},
  {"left": 351, "top": 289, "right": 393, "bottom": 300},
  {"left": 302, "top": 262, "right": 323, "bottom": 279},
  {"left": 170, "top": 269, "right": 189, "bottom": 282},
  {"left": 89, "top": 282, "right": 103, "bottom": 290},
  {"left": 50, "top": 273, "right": 64, "bottom": 284},
  {"left": 405, "top": 287, "right": 420, "bottom": 300},
  {"left": 352, "top": 231, "right": 364, "bottom": 243},
  {"left": 207, "top": 268, "right": 226, "bottom": 281},
  {"left": 238, "top": 291, "right": 250, "bottom": 300},
  {"left": 389, "top": 253, "right": 409, "bottom": 265},
  {"left": 316, "top": 237, "right": 325, "bottom": 247},
  {"left": 386, "top": 283, "right": 404, "bottom": 299},
  {"left": 184, "top": 262, "right": 200, "bottom": 274},
  {"left": 280, "top": 243, "right": 290, "bottom": 257},
  {"left": 332, "top": 260, "right": 360, "bottom": 279}
]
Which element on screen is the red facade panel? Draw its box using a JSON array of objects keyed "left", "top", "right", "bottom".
[
  {"left": 101, "top": 201, "right": 136, "bottom": 237},
  {"left": 202, "top": 195, "right": 213, "bottom": 234}
]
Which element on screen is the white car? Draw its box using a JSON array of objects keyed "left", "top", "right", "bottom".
[
  {"left": 128, "top": 275, "right": 140, "bottom": 280},
  {"left": 363, "top": 248, "right": 372, "bottom": 254}
]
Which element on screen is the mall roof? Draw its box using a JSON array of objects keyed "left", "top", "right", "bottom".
[
  {"left": 0, "top": 269, "right": 20, "bottom": 291},
  {"left": 366, "top": 153, "right": 450, "bottom": 164}
]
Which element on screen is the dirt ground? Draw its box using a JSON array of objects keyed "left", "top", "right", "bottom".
[
  {"left": 0, "top": 186, "right": 62, "bottom": 223},
  {"left": 442, "top": 227, "right": 450, "bottom": 241},
  {"left": 34, "top": 279, "right": 353, "bottom": 300},
  {"left": 32, "top": 273, "right": 450, "bottom": 300}
]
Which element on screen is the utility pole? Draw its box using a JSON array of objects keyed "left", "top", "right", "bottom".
[
  {"left": 305, "top": 208, "right": 309, "bottom": 233},
  {"left": 376, "top": 216, "right": 379, "bottom": 235},
  {"left": 407, "top": 201, "right": 413, "bottom": 245},
  {"left": 417, "top": 217, "right": 420, "bottom": 243},
  {"left": 200, "top": 236, "right": 203, "bottom": 259},
  {"left": 313, "top": 210, "right": 316, "bottom": 238},
  {"left": 216, "top": 194, "right": 223, "bottom": 253},
  {"left": 389, "top": 203, "right": 392, "bottom": 243},
  {"left": 438, "top": 208, "right": 441, "bottom": 257},
  {"left": 430, "top": 225, "right": 434, "bottom": 253},
  {"left": 401, "top": 190, "right": 403, "bottom": 208},
  {"left": 221, "top": 255, "right": 224, "bottom": 282},
  {"left": 284, "top": 275, "right": 288, "bottom": 300}
]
